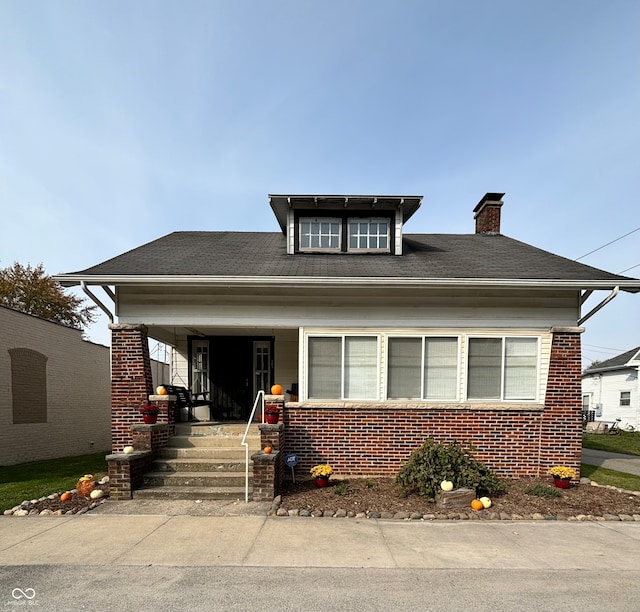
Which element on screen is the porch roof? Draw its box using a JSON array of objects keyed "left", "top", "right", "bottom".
[{"left": 55, "top": 231, "right": 640, "bottom": 293}]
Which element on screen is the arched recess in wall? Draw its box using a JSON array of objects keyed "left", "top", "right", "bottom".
[{"left": 8, "top": 348, "right": 48, "bottom": 423}]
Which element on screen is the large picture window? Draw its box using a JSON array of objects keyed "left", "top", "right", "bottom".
[
  {"left": 387, "top": 337, "right": 458, "bottom": 400},
  {"left": 467, "top": 337, "right": 538, "bottom": 401},
  {"left": 307, "top": 336, "right": 379, "bottom": 400}
]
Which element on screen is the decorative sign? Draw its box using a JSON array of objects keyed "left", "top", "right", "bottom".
[{"left": 285, "top": 453, "right": 299, "bottom": 467}]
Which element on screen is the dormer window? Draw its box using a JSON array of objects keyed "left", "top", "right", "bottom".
[
  {"left": 348, "top": 218, "right": 389, "bottom": 252},
  {"left": 299, "top": 218, "right": 341, "bottom": 251}
]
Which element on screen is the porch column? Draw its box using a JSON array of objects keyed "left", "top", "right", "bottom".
[
  {"left": 109, "top": 323, "right": 154, "bottom": 452},
  {"left": 540, "top": 327, "right": 584, "bottom": 478}
]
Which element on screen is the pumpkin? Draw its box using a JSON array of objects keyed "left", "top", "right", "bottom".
[
  {"left": 270, "top": 384, "right": 284, "bottom": 395},
  {"left": 60, "top": 491, "right": 72, "bottom": 502},
  {"left": 479, "top": 496, "right": 492, "bottom": 509},
  {"left": 123, "top": 446, "right": 134, "bottom": 454},
  {"left": 76, "top": 474, "right": 95, "bottom": 498},
  {"left": 90, "top": 489, "right": 104, "bottom": 500},
  {"left": 440, "top": 480, "right": 454, "bottom": 492},
  {"left": 470, "top": 499, "right": 484, "bottom": 511},
  {"left": 263, "top": 446, "right": 273, "bottom": 454},
  {"left": 156, "top": 385, "right": 168, "bottom": 395}
]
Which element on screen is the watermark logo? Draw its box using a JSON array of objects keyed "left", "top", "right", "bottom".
[{"left": 6, "top": 588, "right": 38, "bottom": 606}]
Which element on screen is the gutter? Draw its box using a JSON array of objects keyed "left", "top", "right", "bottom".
[
  {"left": 81, "top": 281, "right": 115, "bottom": 323},
  {"left": 578, "top": 286, "right": 619, "bottom": 326}
]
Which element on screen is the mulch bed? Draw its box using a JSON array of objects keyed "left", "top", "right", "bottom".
[{"left": 278, "top": 476, "right": 640, "bottom": 519}]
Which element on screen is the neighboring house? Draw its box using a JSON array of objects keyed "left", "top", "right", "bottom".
[
  {"left": 0, "top": 305, "right": 110, "bottom": 465},
  {"left": 582, "top": 347, "right": 640, "bottom": 430},
  {"left": 55, "top": 193, "right": 640, "bottom": 478}
]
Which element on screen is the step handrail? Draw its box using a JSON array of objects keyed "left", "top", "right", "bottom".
[{"left": 241, "top": 390, "right": 265, "bottom": 502}]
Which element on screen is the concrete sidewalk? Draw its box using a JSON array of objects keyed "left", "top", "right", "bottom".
[
  {"left": 581, "top": 448, "right": 640, "bottom": 477},
  {"left": 1, "top": 513, "right": 640, "bottom": 570}
]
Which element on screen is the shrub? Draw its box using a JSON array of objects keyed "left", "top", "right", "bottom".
[
  {"left": 395, "top": 437, "right": 506, "bottom": 499},
  {"left": 525, "top": 484, "right": 562, "bottom": 499}
]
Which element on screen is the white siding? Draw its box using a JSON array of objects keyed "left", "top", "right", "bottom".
[{"left": 582, "top": 369, "right": 640, "bottom": 429}]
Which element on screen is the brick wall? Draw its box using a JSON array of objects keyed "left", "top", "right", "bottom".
[
  {"left": 0, "top": 306, "right": 110, "bottom": 465},
  {"left": 283, "top": 329, "right": 582, "bottom": 480}
]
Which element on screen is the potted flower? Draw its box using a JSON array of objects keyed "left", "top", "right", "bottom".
[
  {"left": 547, "top": 466, "right": 577, "bottom": 489},
  {"left": 310, "top": 464, "right": 333, "bottom": 487},
  {"left": 264, "top": 405, "right": 279, "bottom": 424},
  {"left": 140, "top": 405, "right": 160, "bottom": 424}
]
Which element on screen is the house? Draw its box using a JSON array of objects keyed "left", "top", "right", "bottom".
[
  {"left": 582, "top": 347, "right": 640, "bottom": 430},
  {"left": 54, "top": 193, "right": 640, "bottom": 485}
]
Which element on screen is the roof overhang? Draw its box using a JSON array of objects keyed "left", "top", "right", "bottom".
[
  {"left": 53, "top": 274, "right": 640, "bottom": 292},
  {"left": 268, "top": 194, "right": 423, "bottom": 233}
]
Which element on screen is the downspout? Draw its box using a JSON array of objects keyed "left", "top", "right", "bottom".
[
  {"left": 577, "top": 286, "right": 619, "bottom": 326},
  {"left": 81, "top": 281, "right": 114, "bottom": 323}
]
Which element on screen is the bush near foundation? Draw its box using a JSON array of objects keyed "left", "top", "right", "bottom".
[{"left": 396, "top": 437, "right": 506, "bottom": 499}]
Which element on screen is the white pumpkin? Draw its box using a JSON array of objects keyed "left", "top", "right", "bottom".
[
  {"left": 123, "top": 446, "right": 134, "bottom": 454},
  {"left": 479, "top": 496, "right": 492, "bottom": 508},
  {"left": 440, "top": 480, "right": 454, "bottom": 492},
  {"left": 90, "top": 489, "right": 104, "bottom": 500}
]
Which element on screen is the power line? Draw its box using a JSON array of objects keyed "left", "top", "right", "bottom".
[
  {"left": 575, "top": 226, "right": 640, "bottom": 261},
  {"left": 618, "top": 263, "right": 640, "bottom": 274}
]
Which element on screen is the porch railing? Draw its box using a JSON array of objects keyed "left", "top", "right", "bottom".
[{"left": 241, "top": 390, "right": 265, "bottom": 503}]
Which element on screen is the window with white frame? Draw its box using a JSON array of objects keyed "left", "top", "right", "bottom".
[
  {"left": 348, "top": 218, "right": 390, "bottom": 251},
  {"left": 387, "top": 336, "right": 459, "bottom": 400},
  {"left": 620, "top": 391, "right": 631, "bottom": 406},
  {"left": 467, "top": 337, "right": 538, "bottom": 401},
  {"left": 299, "top": 218, "right": 341, "bottom": 251},
  {"left": 307, "top": 335, "right": 378, "bottom": 400}
]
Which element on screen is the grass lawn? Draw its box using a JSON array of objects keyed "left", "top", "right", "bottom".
[
  {"left": 0, "top": 451, "right": 109, "bottom": 512},
  {"left": 582, "top": 430, "right": 640, "bottom": 456},
  {"left": 580, "top": 464, "right": 640, "bottom": 492}
]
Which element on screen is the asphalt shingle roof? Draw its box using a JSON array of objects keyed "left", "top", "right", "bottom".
[
  {"left": 67, "top": 231, "right": 638, "bottom": 284},
  {"left": 583, "top": 347, "right": 640, "bottom": 372}
]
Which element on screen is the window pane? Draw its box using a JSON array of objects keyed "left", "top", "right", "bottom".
[
  {"left": 621, "top": 391, "right": 631, "bottom": 406},
  {"left": 308, "top": 338, "right": 341, "bottom": 399},
  {"left": 387, "top": 338, "right": 421, "bottom": 399},
  {"left": 504, "top": 338, "right": 537, "bottom": 400},
  {"left": 344, "top": 337, "right": 377, "bottom": 399},
  {"left": 468, "top": 338, "right": 501, "bottom": 399},
  {"left": 424, "top": 338, "right": 458, "bottom": 399}
]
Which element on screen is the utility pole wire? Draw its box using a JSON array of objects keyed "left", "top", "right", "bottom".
[
  {"left": 575, "top": 226, "right": 640, "bottom": 261},
  {"left": 618, "top": 263, "right": 640, "bottom": 275}
]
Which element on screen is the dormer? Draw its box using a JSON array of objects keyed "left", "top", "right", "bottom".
[{"left": 269, "top": 194, "right": 422, "bottom": 255}]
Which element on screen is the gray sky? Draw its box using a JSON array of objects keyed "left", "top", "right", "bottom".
[{"left": 1, "top": 1, "right": 638, "bottom": 365}]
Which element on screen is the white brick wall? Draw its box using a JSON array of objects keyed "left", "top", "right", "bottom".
[{"left": 0, "top": 306, "right": 111, "bottom": 465}]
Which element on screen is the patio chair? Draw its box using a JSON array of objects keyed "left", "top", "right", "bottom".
[{"left": 163, "top": 385, "right": 217, "bottom": 421}]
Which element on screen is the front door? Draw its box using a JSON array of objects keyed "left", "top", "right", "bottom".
[{"left": 208, "top": 336, "right": 273, "bottom": 420}]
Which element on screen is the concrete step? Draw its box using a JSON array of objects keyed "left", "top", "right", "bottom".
[
  {"left": 151, "top": 457, "right": 251, "bottom": 473},
  {"left": 157, "top": 447, "right": 256, "bottom": 460},
  {"left": 167, "top": 434, "right": 260, "bottom": 448},
  {"left": 175, "top": 422, "right": 258, "bottom": 436},
  {"left": 133, "top": 485, "right": 249, "bottom": 501},
  {"left": 143, "top": 471, "right": 247, "bottom": 488}
]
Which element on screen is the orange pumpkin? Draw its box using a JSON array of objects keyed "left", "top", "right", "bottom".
[
  {"left": 470, "top": 499, "right": 484, "bottom": 511},
  {"left": 270, "top": 384, "right": 284, "bottom": 395},
  {"left": 60, "top": 491, "right": 72, "bottom": 502},
  {"left": 263, "top": 446, "right": 273, "bottom": 454},
  {"left": 156, "top": 386, "right": 168, "bottom": 395}
]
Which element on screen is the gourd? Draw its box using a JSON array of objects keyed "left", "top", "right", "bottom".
[
  {"left": 263, "top": 446, "right": 273, "bottom": 454},
  {"left": 90, "top": 489, "right": 104, "bottom": 500},
  {"left": 60, "top": 491, "right": 72, "bottom": 502},
  {"left": 479, "top": 496, "right": 492, "bottom": 509},
  {"left": 440, "top": 480, "right": 454, "bottom": 492},
  {"left": 156, "top": 386, "right": 168, "bottom": 395},
  {"left": 271, "top": 384, "right": 284, "bottom": 395},
  {"left": 123, "top": 446, "right": 134, "bottom": 454},
  {"left": 470, "top": 499, "right": 484, "bottom": 511},
  {"left": 76, "top": 474, "right": 95, "bottom": 498}
]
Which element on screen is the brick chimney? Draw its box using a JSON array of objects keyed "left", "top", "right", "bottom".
[{"left": 473, "top": 192, "right": 505, "bottom": 234}]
